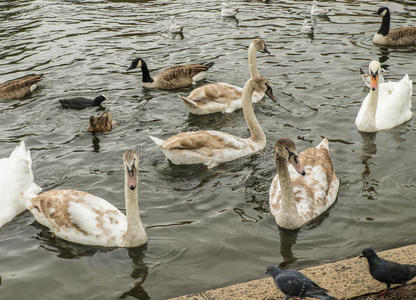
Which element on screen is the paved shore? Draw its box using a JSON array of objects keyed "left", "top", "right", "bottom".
[{"left": 169, "top": 244, "right": 416, "bottom": 300}]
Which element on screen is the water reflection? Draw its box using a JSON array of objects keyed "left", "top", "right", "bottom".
[
  {"left": 359, "top": 131, "right": 378, "bottom": 200},
  {"left": 33, "top": 222, "right": 106, "bottom": 259},
  {"left": 91, "top": 133, "right": 100, "bottom": 152},
  {"left": 278, "top": 228, "right": 298, "bottom": 268},
  {"left": 378, "top": 47, "right": 390, "bottom": 65},
  {"left": 170, "top": 32, "right": 184, "bottom": 40},
  {"left": 121, "top": 246, "right": 150, "bottom": 300}
]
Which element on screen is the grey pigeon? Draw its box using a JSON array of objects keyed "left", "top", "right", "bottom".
[
  {"left": 360, "top": 248, "right": 416, "bottom": 295},
  {"left": 265, "top": 266, "right": 338, "bottom": 300}
]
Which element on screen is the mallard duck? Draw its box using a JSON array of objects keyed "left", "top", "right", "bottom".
[
  {"left": 355, "top": 60, "right": 412, "bottom": 132},
  {"left": 27, "top": 150, "right": 147, "bottom": 247},
  {"left": 310, "top": 0, "right": 329, "bottom": 16},
  {"left": 169, "top": 16, "right": 183, "bottom": 34},
  {"left": 87, "top": 112, "right": 112, "bottom": 133},
  {"left": 59, "top": 94, "right": 107, "bottom": 110},
  {"left": 0, "top": 74, "right": 43, "bottom": 100},
  {"left": 149, "top": 76, "right": 276, "bottom": 168},
  {"left": 0, "top": 141, "right": 42, "bottom": 228},
  {"left": 179, "top": 38, "right": 270, "bottom": 115},
  {"left": 269, "top": 138, "right": 339, "bottom": 229},
  {"left": 373, "top": 7, "right": 416, "bottom": 47},
  {"left": 127, "top": 58, "right": 214, "bottom": 90}
]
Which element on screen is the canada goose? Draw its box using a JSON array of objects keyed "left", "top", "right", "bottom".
[
  {"left": 360, "top": 67, "right": 385, "bottom": 89},
  {"left": 87, "top": 112, "right": 113, "bottom": 133},
  {"left": 373, "top": 7, "right": 416, "bottom": 47},
  {"left": 221, "top": 1, "right": 239, "bottom": 17},
  {"left": 27, "top": 150, "right": 147, "bottom": 247},
  {"left": 269, "top": 138, "right": 339, "bottom": 229},
  {"left": 301, "top": 20, "right": 313, "bottom": 34},
  {"left": 59, "top": 94, "right": 107, "bottom": 110},
  {"left": 0, "top": 141, "right": 42, "bottom": 228},
  {"left": 310, "top": 0, "right": 329, "bottom": 16},
  {"left": 127, "top": 58, "right": 215, "bottom": 90},
  {"left": 0, "top": 74, "right": 43, "bottom": 100},
  {"left": 355, "top": 60, "right": 412, "bottom": 132},
  {"left": 179, "top": 38, "right": 270, "bottom": 115},
  {"left": 169, "top": 16, "right": 183, "bottom": 34},
  {"left": 149, "top": 76, "right": 276, "bottom": 169}
]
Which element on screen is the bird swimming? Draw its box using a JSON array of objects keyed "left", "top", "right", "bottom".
[
  {"left": 0, "top": 74, "right": 43, "bottom": 100},
  {"left": 59, "top": 94, "right": 107, "bottom": 110}
]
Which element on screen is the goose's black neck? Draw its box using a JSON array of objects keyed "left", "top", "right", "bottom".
[
  {"left": 378, "top": 10, "right": 390, "bottom": 36},
  {"left": 140, "top": 60, "right": 154, "bottom": 83}
]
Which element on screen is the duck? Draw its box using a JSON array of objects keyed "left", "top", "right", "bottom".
[
  {"left": 221, "top": 1, "right": 239, "bottom": 17},
  {"left": 127, "top": 58, "right": 215, "bottom": 90},
  {"left": 301, "top": 19, "right": 313, "bottom": 34},
  {"left": 169, "top": 16, "right": 183, "bottom": 34},
  {"left": 360, "top": 67, "right": 385, "bottom": 89},
  {"left": 59, "top": 94, "right": 107, "bottom": 110},
  {"left": 355, "top": 60, "right": 412, "bottom": 132},
  {"left": 27, "top": 150, "right": 147, "bottom": 247},
  {"left": 149, "top": 76, "right": 276, "bottom": 169},
  {"left": 87, "top": 111, "right": 113, "bottom": 133},
  {"left": 0, "top": 141, "right": 42, "bottom": 228},
  {"left": 0, "top": 74, "right": 43, "bottom": 100},
  {"left": 310, "top": 0, "right": 329, "bottom": 16},
  {"left": 373, "top": 7, "right": 416, "bottom": 47},
  {"left": 269, "top": 138, "right": 339, "bottom": 229},
  {"left": 179, "top": 38, "right": 270, "bottom": 115}
]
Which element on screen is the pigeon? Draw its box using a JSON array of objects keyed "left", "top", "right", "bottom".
[
  {"left": 59, "top": 94, "right": 107, "bottom": 110},
  {"left": 266, "top": 266, "right": 338, "bottom": 300},
  {"left": 360, "top": 248, "right": 416, "bottom": 296}
]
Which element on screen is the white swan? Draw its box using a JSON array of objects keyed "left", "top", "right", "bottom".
[
  {"left": 0, "top": 141, "right": 42, "bottom": 228},
  {"left": 301, "top": 20, "right": 313, "bottom": 34},
  {"left": 269, "top": 138, "right": 339, "bottom": 230},
  {"left": 169, "top": 16, "right": 183, "bottom": 34},
  {"left": 27, "top": 150, "right": 147, "bottom": 247},
  {"left": 311, "top": 0, "right": 329, "bottom": 16},
  {"left": 355, "top": 60, "right": 412, "bottom": 132},
  {"left": 179, "top": 38, "right": 270, "bottom": 115},
  {"left": 221, "top": 1, "right": 238, "bottom": 17},
  {"left": 150, "top": 76, "right": 276, "bottom": 169}
]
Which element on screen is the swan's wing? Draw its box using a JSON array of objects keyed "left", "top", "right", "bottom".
[
  {"left": 290, "top": 139, "right": 339, "bottom": 221},
  {"left": 160, "top": 131, "right": 244, "bottom": 152},
  {"left": 187, "top": 83, "right": 242, "bottom": 103},
  {"left": 376, "top": 75, "right": 413, "bottom": 128},
  {"left": 29, "top": 190, "right": 126, "bottom": 246}
]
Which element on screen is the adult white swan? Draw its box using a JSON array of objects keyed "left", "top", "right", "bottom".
[
  {"left": 27, "top": 150, "right": 147, "bottom": 247},
  {"left": 0, "top": 141, "right": 42, "bottom": 228},
  {"left": 269, "top": 138, "right": 339, "bottom": 229},
  {"left": 150, "top": 76, "right": 276, "bottom": 169},
  {"left": 355, "top": 60, "right": 412, "bottom": 132},
  {"left": 179, "top": 38, "right": 270, "bottom": 115}
]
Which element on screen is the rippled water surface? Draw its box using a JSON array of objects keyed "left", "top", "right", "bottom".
[{"left": 1, "top": 0, "right": 416, "bottom": 299}]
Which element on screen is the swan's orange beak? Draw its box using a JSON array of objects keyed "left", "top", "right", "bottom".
[{"left": 370, "top": 73, "right": 378, "bottom": 91}]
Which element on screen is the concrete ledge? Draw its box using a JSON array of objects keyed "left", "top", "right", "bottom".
[{"left": 169, "top": 244, "right": 416, "bottom": 300}]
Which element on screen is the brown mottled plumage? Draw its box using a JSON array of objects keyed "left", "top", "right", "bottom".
[
  {"left": 87, "top": 112, "right": 112, "bottom": 133},
  {"left": 127, "top": 58, "right": 214, "bottom": 90},
  {"left": 0, "top": 74, "right": 43, "bottom": 100}
]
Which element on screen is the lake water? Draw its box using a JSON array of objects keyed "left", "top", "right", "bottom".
[{"left": 0, "top": 0, "right": 415, "bottom": 299}]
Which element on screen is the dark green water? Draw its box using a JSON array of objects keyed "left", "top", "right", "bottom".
[{"left": 0, "top": 0, "right": 415, "bottom": 299}]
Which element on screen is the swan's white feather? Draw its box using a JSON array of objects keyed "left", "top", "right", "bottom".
[{"left": 0, "top": 141, "right": 42, "bottom": 228}]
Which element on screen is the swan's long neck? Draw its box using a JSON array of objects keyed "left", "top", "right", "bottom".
[
  {"left": 361, "top": 87, "right": 379, "bottom": 131},
  {"left": 124, "top": 169, "right": 147, "bottom": 247},
  {"left": 242, "top": 82, "right": 265, "bottom": 144},
  {"left": 378, "top": 11, "right": 390, "bottom": 36},
  {"left": 248, "top": 43, "right": 259, "bottom": 78},
  {"left": 140, "top": 60, "right": 154, "bottom": 83},
  {"left": 275, "top": 157, "right": 301, "bottom": 227}
]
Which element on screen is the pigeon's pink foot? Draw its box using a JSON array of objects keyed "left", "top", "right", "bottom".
[{"left": 378, "top": 288, "right": 388, "bottom": 296}]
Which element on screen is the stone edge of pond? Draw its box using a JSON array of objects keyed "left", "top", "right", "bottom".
[{"left": 168, "top": 244, "right": 416, "bottom": 300}]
